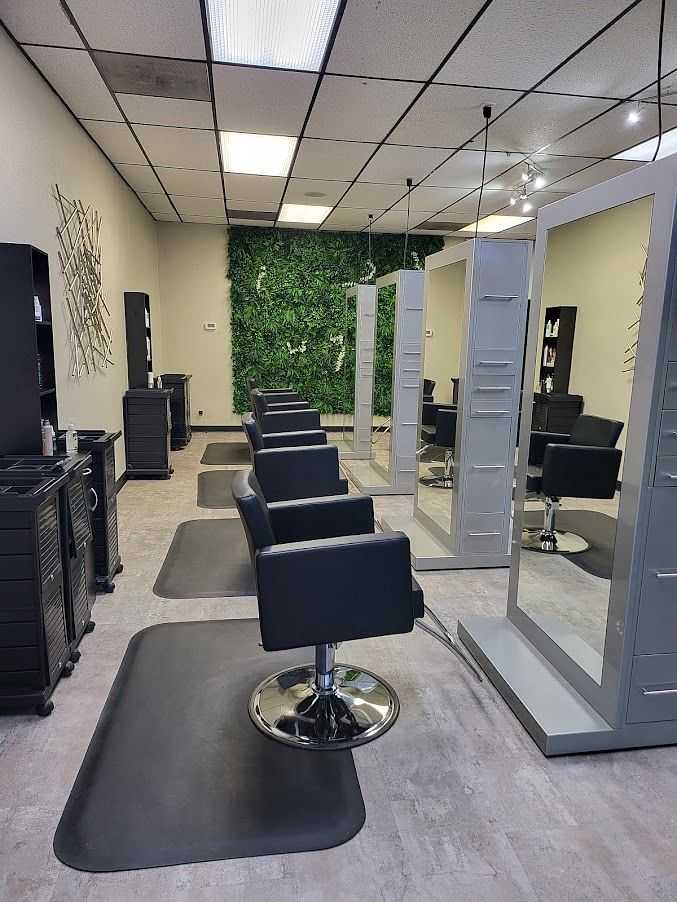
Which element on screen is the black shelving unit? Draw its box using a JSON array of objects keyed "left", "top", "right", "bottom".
[
  {"left": 539, "top": 306, "right": 577, "bottom": 394},
  {"left": 124, "top": 291, "right": 153, "bottom": 390},
  {"left": 161, "top": 374, "right": 192, "bottom": 449},
  {"left": 123, "top": 389, "right": 173, "bottom": 478},
  {"left": 0, "top": 244, "right": 58, "bottom": 453}
]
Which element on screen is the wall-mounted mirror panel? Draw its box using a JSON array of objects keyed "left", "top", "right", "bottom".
[
  {"left": 335, "top": 284, "right": 376, "bottom": 460},
  {"left": 372, "top": 282, "right": 396, "bottom": 473}
]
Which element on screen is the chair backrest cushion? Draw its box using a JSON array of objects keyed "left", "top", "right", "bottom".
[
  {"left": 232, "top": 470, "right": 275, "bottom": 559},
  {"left": 423, "top": 378, "right": 436, "bottom": 396},
  {"left": 251, "top": 389, "right": 267, "bottom": 420},
  {"left": 436, "top": 408, "right": 457, "bottom": 448},
  {"left": 242, "top": 413, "right": 263, "bottom": 455},
  {"left": 570, "top": 415, "right": 624, "bottom": 448}
]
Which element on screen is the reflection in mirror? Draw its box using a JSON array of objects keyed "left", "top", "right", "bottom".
[
  {"left": 372, "top": 284, "right": 396, "bottom": 472},
  {"left": 417, "top": 260, "right": 465, "bottom": 535},
  {"left": 339, "top": 291, "right": 356, "bottom": 446},
  {"left": 516, "top": 195, "right": 654, "bottom": 684}
]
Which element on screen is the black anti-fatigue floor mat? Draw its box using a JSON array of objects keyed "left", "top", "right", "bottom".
[
  {"left": 200, "top": 442, "right": 250, "bottom": 465},
  {"left": 54, "top": 619, "right": 365, "bottom": 872},
  {"left": 153, "top": 518, "right": 255, "bottom": 598},
  {"left": 522, "top": 509, "right": 617, "bottom": 580},
  {"left": 197, "top": 469, "right": 240, "bottom": 509}
]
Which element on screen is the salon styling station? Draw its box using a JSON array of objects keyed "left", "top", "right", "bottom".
[
  {"left": 460, "top": 156, "right": 677, "bottom": 755},
  {"left": 382, "top": 239, "right": 529, "bottom": 569},
  {"left": 334, "top": 284, "right": 377, "bottom": 460},
  {"left": 341, "top": 269, "right": 424, "bottom": 494}
]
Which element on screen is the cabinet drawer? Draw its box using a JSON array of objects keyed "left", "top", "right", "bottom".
[
  {"left": 654, "top": 456, "right": 677, "bottom": 487},
  {"left": 636, "top": 570, "right": 677, "bottom": 655},
  {"left": 459, "top": 513, "right": 506, "bottom": 554},
  {"left": 664, "top": 363, "right": 677, "bottom": 409},
  {"left": 470, "top": 399, "right": 513, "bottom": 417},
  {"left": 465, "top": 465, "right": 509, "bottom": 514},
  {"left": 0, "top": 621, "right": 39, "bottom": 647},
  {"left": 471, "top": 374, "right": 516, "bottom": 398},
  {"left": 0, "top": 529, "right": 32, "bottom": 555},
  {"left": 658, "top": 411, "right": 677, "bottom": 456},
  {"left": 628, "top": 653, "right": 677, "bottom": 723},
  {"left": 471, "top": 348, "right": 520, "bottom": 376}
]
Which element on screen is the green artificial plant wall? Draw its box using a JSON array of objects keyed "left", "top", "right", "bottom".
[{"left": 229, "top": 227, "right": 443, "bottom": 415}]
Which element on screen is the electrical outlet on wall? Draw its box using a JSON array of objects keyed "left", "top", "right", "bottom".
[
  {"left": 198, "top": 410, "right": 204, "bottom": 416},
  {"left": 203, "top": 321, "right": 217, "bottom": 331}
]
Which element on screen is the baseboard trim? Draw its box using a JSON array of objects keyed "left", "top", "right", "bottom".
[{"left": 116, "top": 471, "right": 128, "bottom": 494}]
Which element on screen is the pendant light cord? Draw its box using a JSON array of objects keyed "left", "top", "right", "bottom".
[
  {"left": 651, "top": 0, "right": 666, "bottom": 162},
  {"left": 474, "top": 105, "right": 492, "bottom": 239},
  {"left": 402, "top": 178, "right": 412, "bottom": 268},
  {"left": 368, "top": 213, "right": 373, "bottom": 279}
]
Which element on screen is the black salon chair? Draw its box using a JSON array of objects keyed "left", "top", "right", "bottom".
[
  {"left": 419, "top": 405, "right": 457, "bottom": 489},
  {"left": 247, "top": 377, "right": 301, "bottom": 403},
  {"left": 423, "top": 378, "right": 436, "bottom": 403},
  {"left": 242, "top": 412, "right": 326, "bottom": 453},
  {"left": 232, "top": 469, "right": 422, "bottom": 749},
  {"left": 251, "top": 388, "right": 309, "bottom": 420},
  {"left": 251, "top": 391, "right": 322, "bottom": 435},
  {"left": 522, "top": 414, "right": 624, "bottom": 554}
]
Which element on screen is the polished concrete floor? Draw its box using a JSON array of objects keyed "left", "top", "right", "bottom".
[{"left": 2, "top": 433, "right": 677, "bottom": 902}]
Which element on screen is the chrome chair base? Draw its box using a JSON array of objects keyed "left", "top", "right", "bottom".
[
  {"left": 249, "top": 661, "right": 400, "bottom": 750},
  {"left": 521, "top": 528, "right": 589, "bottom": 554}
]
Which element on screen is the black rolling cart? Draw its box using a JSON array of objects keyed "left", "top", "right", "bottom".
[
  {"left": 75, "top": 431, "right": 123, "bottom": 592},
  {"left": 161, "top": 374, "right": 192, "bottom": 450},
  {"left": 123, "top": 389, "right": 173, "bottom": 479}
]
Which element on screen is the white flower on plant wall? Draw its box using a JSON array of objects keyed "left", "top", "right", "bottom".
[
  {"left": 286, "top": 340, "right": 307, "bottom": 356},
  {"left": 411, "top": 251, "right": 422, "bottom": 270},
  {"left": 364, "top": 259, "right": 376, "bottom": 282},
  {"left": 256, "top": 265, "right": 267, "bottom": 294},
  {"left": 330, "top": 333, "right": 345, "bottom": 372}
]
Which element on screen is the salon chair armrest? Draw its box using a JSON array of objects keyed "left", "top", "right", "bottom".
[
  {"left": 265, "top": 400, "right": 310, "bottom": 412},
  {"left": 254, "top": 445, "right": 348, "bottom": 502},
  {"left": 269, "top": 493, "right": 374, "bottom": 543},
  {"left": 260, "top": 409, "right": 321, "bottom": 434},
  {"left": 541, "top": 444, "right": 622, "bottom": 499},
  {"left": 256, "top": 532, "right": 414, "bottom": 650},
  {"left": 529, "top": 430, "right": 570, "bottom": 466},
  {"left": 261, "top": 429, "right": 327, "bottom": 449},
  {"left": 421, "top": 401, "right": 455, "bottom": 428}
]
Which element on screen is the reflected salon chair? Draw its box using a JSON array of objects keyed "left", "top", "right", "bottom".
[
  {"left": 250, "top": 392, "right": 323, "bottom": 435},
  {"left": 252, "top": 388, "right": 310, "bottom": 420},
  {"left": 423, "top": 378, "right": 436, "bottom": 403},
  {"left": 242, "top": 412, "right": 326, "bottom": 453},
  {"left": 247, "top": 377, "right": 302, "bottom": 404},
  {"left": 418, "top": 405, "right": 457, "bottom": 489},
  {"left": 232, "top": 468, "right": 420, "bottom": 749},
  {"left": 522, "top": 414, "right": 624, "bottom": 554}
]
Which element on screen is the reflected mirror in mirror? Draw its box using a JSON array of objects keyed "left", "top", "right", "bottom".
[
  {"left": 372, "top": 284, "right": 396, "bottom": 472},
  {"left": 417, "top": 260, "right": 466, "bottom": 535},
  {"left": 516, "top": 194, "right": 654, "bottom": 684},
  {"left": 339, "top": 292, "right": 357, "bottom": 445}
]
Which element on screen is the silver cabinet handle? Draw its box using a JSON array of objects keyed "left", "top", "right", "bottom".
[
  {"left": 478, "top": 360, "right": 511, "bottom": 366},
  {"left": 642, "top": 687, "right": 677, "bottom": 696},
  {"left": 476, "top": 386, "right": 512, "bottom": 392},
  {"left": 480, "top": 294, "right": 517, "bottom": 302},
  {"left": 89, "top": 487, "right": 98, "bottom": 512},
  {"left": 656, "top": 572, "right": 677, "bottom": 579},
  {"left": 476, "top": 410, "right": 511, "bottom": 415},
  {"left": 661, "top": 473, "right": 677, "bottom": 480},
  {"left": 472, "top": 465, "right": 503, "bottom": 470},
  {"left": 83, "top": 467, "right": 92, "bottom": 476},
  {"left": 468, "top": 531, "right": 501, "bottom": 537}
]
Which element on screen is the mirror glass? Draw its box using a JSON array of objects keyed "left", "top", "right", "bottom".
[
  {"left": 515, "top": 195, "right": 653, "bottom": 684},
  {"left": 339, "top": 290, "right": 357, "bottom": 449},
  {"left": 417, "top": 260, "right": 466, "bottom": 535},
  {"left": 372, "top": 283, "right": 396, "bottom": 472}
]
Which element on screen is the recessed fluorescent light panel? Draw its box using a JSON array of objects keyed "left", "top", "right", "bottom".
[
  {"left": 279, "top": 203, "right": 333, "bottom": 224},
  {"left": 458, "top": 215, "right": 534, "bottom": 234},
  {"left": 206, "top": 0, "right": 341, "bottom": 70},
  {"left": 220, "top": 131, "right": 296, "bottom": 177},
  {"left": 613, "top": 125, "right": 677, "bottom": 161}
]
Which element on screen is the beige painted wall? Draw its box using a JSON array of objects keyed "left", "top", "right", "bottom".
[
  {"left": 157, "top": 223, "right": 234, "bottom": 426},
  {"left": 538, "top": 196, "right": 653, "bottom": 459},
  {"left": 0, "top": 31, "right": 161, "bottom": 476},
  {"left": 423, "top": 260, "right": 466, "bottom": 405}
]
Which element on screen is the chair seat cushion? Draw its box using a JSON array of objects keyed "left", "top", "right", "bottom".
[
  {"left": 412, "top": 575, "right": 424, "bottom": 619},
  {"left": 526, "top": 464, "right": 543, "bottom": 495},
  {"left": 421, "top": 426, "right": 436, "bottom": 443}
]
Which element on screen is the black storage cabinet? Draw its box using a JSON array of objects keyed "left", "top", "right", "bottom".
[
  {"left": 532, "top": 392, "right": 584, "bottom": 434},
  {"left": 0, "top": 472, "right": 73, "bottom": 717},
  {"left": 125, "top": 292, "right": 153, "bottom": 390},
  {"left": 161, "top": 374, "right": 192, "bottom": 450},
  {"left": 124, "top": 389, "right": 173, "bottom": 478},
  {"left": 76, "top": 431, "right": 123, "bottom": 592}
]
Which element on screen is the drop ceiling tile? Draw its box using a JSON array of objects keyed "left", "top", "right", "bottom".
[
  {"left": 359, "top": 145, "right": 450, "bottom": 184},
  {"left": 93, "top": 52, "right": 210, "bottom": 101},
  {"left": 25, "top": 46, "right": 122, "bottom": 120},
  {"left": 117, "top": 94, "right": 214, "bottom": 129},
  {"left": 291, "top": 138, "right": 376, "bottom": 181},
  {"left": 228, "top": 203, "right": 279, "bottom": 216},
  {"left": 343, "top": 182, "right": 470, "bottom": 213},
  {"left": 371, "top": 210, "right": 436, "bottom": 232},
  {"left": 115, "top": 163, "right": 163, "bottom": 193},
  {"left": 434, "top": 0, "right": 631, "bottom": 90},
  {"left": 327, "top": 0, "right": 488, "bottom": 80},
  {"left": 212, "top": 65, "right": 316, "bottom": 136},
  {"left": 321, "top": 208, "right": 384, "bottom": 231},
  {"left": 306, "top": 75, "right": 420, "bottom": 142},
  {"left": 422, "top": 149, "right": 516, "bottom": 188},
  {"left": 66, "top": 0, "right": 206, "bottom": 59},
  {"left": 81, "top": 120, "right": 146, "bottom": 163},
  {"left": 487, "top": 94, "right": 616, "bottom": 155},
  {"left": 486, "top": 152, "right": 600, "bottom": 189},
  {"left": 284, "top": 178, "right": 351, "bottom": 205},
  {"left": 388, "top": 84, "right": 518, "bottom": 148},
  {"left": 230, "top": 218, "right": 276, "bottom": 227},
  {"left": 171, "top": 195, "right": 226, "bottom": 217},
  {"left": 549, "top": 159, "right": 643, "bottom": 192},
  {"left": 422, "top": 188, "right": 516, "bottom": 220},
  {"left": 406, "top": 185, "right": 472, "bottom": 212},
  {"left": 540, "top": 0, "right": 677, "bottom": 98},
  {"left": 134, "top": 124, "right": 219, "bottom": 170},
  {"left": 182, "top": 215, "right": 227, "bottom": 224},
  {"left": 0, "top": 0, "right": 83, "bottom": 46},
  {"left": 155, "top": 167, "right": 223, "bottom": 196},
  {"left": 154, "top": 211, "right": 181, "bottom": 222},
  {"left": 224, "top": 174, "right": 285, "bottom": 205},
  {"left": 139, "top": 192, "right": 175, "bottom": 214},
  {"left": 547, "top": 103, "right": 677, "bottom": 157}
]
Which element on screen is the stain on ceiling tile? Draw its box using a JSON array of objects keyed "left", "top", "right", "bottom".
[{"left": 93, "top": 52, "right": 210, "bottom": 101}]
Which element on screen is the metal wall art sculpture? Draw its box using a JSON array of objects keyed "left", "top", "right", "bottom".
[{"left": 53, "top": 185, "right": 113, "bottom": 377}]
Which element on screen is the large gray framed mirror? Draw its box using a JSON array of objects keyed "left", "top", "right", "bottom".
[{"left": 335, "top": 284, "right": 376, "bottom": 460}]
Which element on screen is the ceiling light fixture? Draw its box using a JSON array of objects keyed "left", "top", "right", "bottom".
[
  {"left": 533, "top": 174, "right": 547, "bottom": 189},
  {"left": 613, "top": 124, "right": 677, "bottom": 161},
  {"left": 627, "top": 102, "right": 642, "bottom": 125},
  {"left": 206, "top": 0, "right": 341, "bottom": 70},
  {"left": 220, "top": 131, "right": 296, "bottom": 177},
  {"left": 509, "top": 195, "right": 517, "bottom": 206},
  {"left": 279, "top": 203, "right": 333, "bottom": 223},
  {"left": 458, "top": 214, "right": 534, "bottom": 234},
  {"left": 521, "top": 166, "right": 530, "bottom": 182},
  {"left": 522, "top": 200, "right": 533, "bottom": 213}
]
